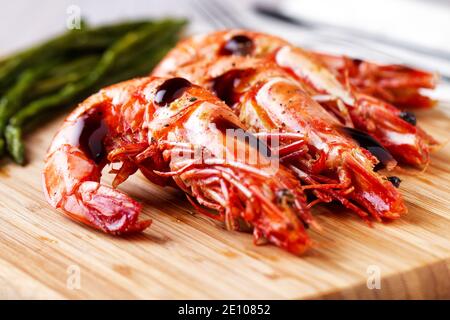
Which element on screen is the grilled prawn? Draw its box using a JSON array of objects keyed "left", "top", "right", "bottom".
[
  {"left": 43, "top": 76, "right": 314, "bottom": 254},
  {"left": 154, "top": 30, "right": 437, "bottom": 167},
  {"left": 311, "top": 52, "right": 438, "bottom": 109},
  {"left": 154, "top": 56, "right": 407, "bottom": 222}
]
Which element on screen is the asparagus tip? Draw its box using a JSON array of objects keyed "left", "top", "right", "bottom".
[{"left": 5, "top": 125, "right": 25, "bottom": 165}]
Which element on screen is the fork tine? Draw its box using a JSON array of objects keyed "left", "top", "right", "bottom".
[
  {"left": 200, "top": 0, "right": 237, "bottom": 29},
  {"left": 193, "top": 0, "right": 225, "bottom": 29},
  {"left": 209, "top": 0, "right": 246, "bottom": 28}
]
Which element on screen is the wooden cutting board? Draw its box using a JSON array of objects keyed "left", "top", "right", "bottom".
[{"left": 0, "top": 102, "right": 449, "bottom": 299}]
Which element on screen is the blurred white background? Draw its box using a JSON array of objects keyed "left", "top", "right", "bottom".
[{"left": 1, "top": 0, "right": 449, "bottom": 98}]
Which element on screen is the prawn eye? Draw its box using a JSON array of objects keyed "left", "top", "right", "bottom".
[
  {"left": 220, "top": 35, "right": 254, "bottom": 56},
  {"left": 340, "top": 126, "right": 395, "bottom": 171},
  {"left": 155, "top": 77, "right": 192, "bottom": 106},
  {"left": 352, "top": 58, "right": 363, "bottom": 66},
  {"left": 212, "top": 68, "right": 255, "bottom": 107},
  {"left": 399, "top": 111, "right": 417, "bottom": 126},
  {"left": 387, "top": 176, "right": 402, "bottom": 188},
  {"left": 212, "top": 69, "right": 245, "bottom": 107}
]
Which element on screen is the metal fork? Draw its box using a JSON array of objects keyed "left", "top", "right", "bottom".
[
  {"left": 193, "top": 0, "right": 245, "bottom": 29},
  {"left": 194, "top": 0, "right": 402, "bottom": 59},
  {"left": 194, "top": 0, "right": 450, "bottom": 80}
]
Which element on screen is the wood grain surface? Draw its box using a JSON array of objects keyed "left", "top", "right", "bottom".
[{"left": 0, "top": 102, "right": 449, "bottom": 299}]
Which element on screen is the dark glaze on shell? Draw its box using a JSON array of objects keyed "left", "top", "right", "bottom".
[
  {"left": 219, "top": 35, "right": 254, "bottom": 56},
  {"left": 155, "top": 77, "right": 192, "bottom": 106},
  {"left": 75, "top": 105, "right": 109, "bottom": 164}
]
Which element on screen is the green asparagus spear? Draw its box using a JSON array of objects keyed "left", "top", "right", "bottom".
[
  {"left": 2, "top": 20, "right": 182, "bottom": 126},
  {"left": 5, "top": 19, "right": 186, "bottom": 163},
  {"left": 0, "top": 73, "right": 34, "bottom": 154},
  {"left": 29, "top": 55, "right": 100, "bottom": 99},
  {"left": 0, "top": 55, "right": 100, "bottom": 157},
  {"left": 0, "top": 20, "right": 155, "bottom": 91},
  {"left": 101, "top": 44, "right": 176, "bottom": 87},
  {"left": 0, "top": 60, "right": 63, "bottom": 155}
]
